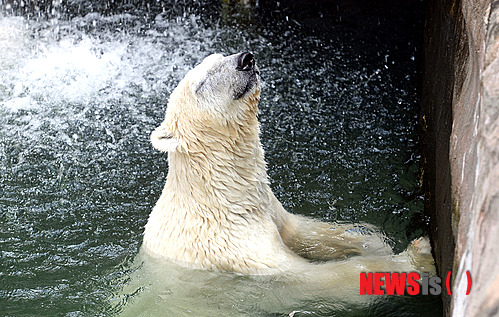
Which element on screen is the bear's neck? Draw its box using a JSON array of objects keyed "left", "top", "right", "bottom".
[{"left": 164, "top": 107, "right": 270, "bottom": 221}]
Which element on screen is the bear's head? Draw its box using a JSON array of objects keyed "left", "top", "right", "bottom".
[{"left": 151, "top": 52, "right": 261, "bottom": 153}]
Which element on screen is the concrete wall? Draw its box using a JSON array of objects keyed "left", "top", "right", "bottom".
[{"left": 422, "top": 0, "right": 499, "bottom": 316}]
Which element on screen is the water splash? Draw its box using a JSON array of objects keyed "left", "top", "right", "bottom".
[{"left": 0, "top": 2, "right": 439, "bottom": 316}]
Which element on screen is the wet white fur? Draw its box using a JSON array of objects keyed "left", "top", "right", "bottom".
[{"left": 142, "top": 53, "right": 434, "bottom": 284}]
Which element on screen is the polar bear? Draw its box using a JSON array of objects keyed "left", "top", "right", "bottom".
[{"left": 142, "top": 52, "right": 433, "bottom": 283}]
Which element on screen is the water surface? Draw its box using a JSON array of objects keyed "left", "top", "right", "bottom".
[{"left": 0, "top": 1, "right": 441, "bottom": 315}]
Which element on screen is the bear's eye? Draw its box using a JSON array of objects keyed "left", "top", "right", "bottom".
[
  {"left": 192, "top": 68, "right": 219, "bottom": 95},
  {"left": 190, "top": 59, "right": 223, "bottom": 96},
  {"left": 193, "top": 78, "right": 206, "bottom": 94}
]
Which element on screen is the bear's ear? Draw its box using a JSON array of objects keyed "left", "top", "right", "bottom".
[{"left": 150, "top": 124, "right": 181, "bottom": 153}]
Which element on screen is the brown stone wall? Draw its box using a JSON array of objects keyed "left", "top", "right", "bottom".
[
  {"left": 422, "top": 0, "right": 461, "bottom": 313},
  {"left": 423, "top": 0, "right": 499, "bottom": 315}
]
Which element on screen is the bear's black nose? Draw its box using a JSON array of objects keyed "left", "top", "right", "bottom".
[{"left": 236, "top": 52, "right": 254, "bottom": 71}]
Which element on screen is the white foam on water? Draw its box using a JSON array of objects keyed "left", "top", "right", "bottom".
[
  {"left": 0, "top": 12, "right": 223, "bottom": 157},
  {"left": 0, "top": 16, "right": 30, "bottom": 67},
  {"left": 0, "top": 13, "right": 216, "bottom": 112},
  {"left": 17, "top": 37, "right": 130, "bottom": 103}
]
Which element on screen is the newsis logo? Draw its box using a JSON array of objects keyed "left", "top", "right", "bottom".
[{"left": 360, "top": 271, "right": 472, "bottom": 296}]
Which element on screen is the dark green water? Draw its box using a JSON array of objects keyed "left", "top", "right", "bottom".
[{"left": 0, "top": 0, "right": 441, "bottom": 315}]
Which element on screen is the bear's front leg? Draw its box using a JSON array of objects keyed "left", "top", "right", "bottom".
[
  {"left": 282, "top": 214, "right": 394, "bottom": 261},
  {"left": 269, "top": 192, "right": 393, "bottom": 261}
]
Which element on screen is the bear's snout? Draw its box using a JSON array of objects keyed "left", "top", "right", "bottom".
[
  {"left": 236, "top": 52, "right": 255, "bottom": 71},
  {"left": 232, "top": 52, "right": 260, "bottom": 100}
]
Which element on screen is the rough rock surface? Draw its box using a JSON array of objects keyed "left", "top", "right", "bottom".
[{"left": 422, "top": 0, "right": 499, "bottom": 316}]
